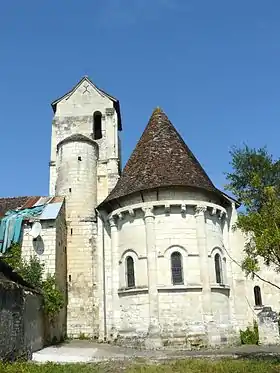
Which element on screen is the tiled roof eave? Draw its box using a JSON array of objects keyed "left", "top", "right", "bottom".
[{"left": 98, "top": 184, "right": 227, "bottom": 210}]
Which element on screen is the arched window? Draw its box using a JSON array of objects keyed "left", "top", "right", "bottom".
[
  {"left": 254, "top": 286, "right": 262, "bottom": 307},
  {"left": 171, "top": 252, "right": 183, "bottom": 285},
  {"left": 93, "top": 111, "right": 102, "bottom": 140},
  {"left": 126, "top": 256, "right": 135, "bottom": 288},
  {"left": 214, "top": 253, "right": 223, "bottom": 284}
]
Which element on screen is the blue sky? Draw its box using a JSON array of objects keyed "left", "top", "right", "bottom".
[{"left": 1, "top": 0, "right": 280, "bottom": 197}]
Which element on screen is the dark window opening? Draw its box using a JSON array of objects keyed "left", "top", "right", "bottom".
[
  {"left": 69, "top": 188, "right": 72, "bottom": 193},
  {"left": 254, "top": 286, "right": 262, "bottom": 307},
  {"left": 70, "top": 228, "right": 73, "bottom": 235},
  {"left": 93, "top": 111, "right": 102, "bottom": 140},
  {"left": 78, "top": 156, "right": 82, "bottom": 161},
  {"left": 171, "top": 251, "right": 183, "bottom": 285},
  {"left": 215, "top": 253, "right": 223, "bottom": 284},
  {"left": 126, "top": 256, "right": 135, "bottom": 288}
]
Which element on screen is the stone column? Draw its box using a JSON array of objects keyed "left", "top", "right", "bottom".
[
  {"left": 106, "top": 108, "right": 119, "bottom": 192},
  {"left": 143, "top": 206, "right": 162, "bottom": 348},
  {"left": 195, "top": 205, "right": 213, "bottom": 329},
  {"left": 109, "top": 216, "right": 120, "bottom": 340},
  {"left": 222, "top": 213, "right": 237, "bottom": 333},
  {"left": 105, "top": 108, "right": 115, "bottom": 153}
]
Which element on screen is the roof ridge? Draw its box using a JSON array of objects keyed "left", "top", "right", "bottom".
[
  {"left": 0, "top": 195, "right": 34, "bottom": 200},
  {"left": 51, "top": 76, "right": 122, "bottom": 130}
]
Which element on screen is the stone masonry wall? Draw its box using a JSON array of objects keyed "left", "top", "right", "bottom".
[
  {"left": 102, "top": 187, "right": 234, "bottom": 348},
  {"left": 23, "top": 290, "right": 44, "bottom": 353},
  {"left": 21, "top": 204, "right": 67, "bottom": 342},
  {"left": 49, "top": 79, "right": 120, "bottom": 198},
  {"left": 56, "top": 140, "right": 98, "bottom": 337},
  {"left": 50, "top": 79, "right": 121, "bottom": 337},
  {"left": 0, "top": 280, "right": 44, "bottom": 361},
  {"left": 100, "top": 186, "right": 280, "bottom": 348},
  {"left": 229, "top": 202, "right": 280, "bottom": 333}
]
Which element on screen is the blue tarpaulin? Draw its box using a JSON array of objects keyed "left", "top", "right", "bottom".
[{"left": 0, "top": 205, "right": 45, "bottom": 253}]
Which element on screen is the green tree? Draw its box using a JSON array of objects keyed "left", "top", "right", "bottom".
[{"left": 225, "top": 145, "right": 280, "bottom": 289}]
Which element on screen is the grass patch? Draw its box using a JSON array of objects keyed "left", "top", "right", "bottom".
[{"left": 1, "top": 359, "right": 280, "bottom": 373}]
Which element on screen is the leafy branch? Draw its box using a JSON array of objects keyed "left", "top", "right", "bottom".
[{"left": 225, "top": 145, "right": 280, "bottom": 283}]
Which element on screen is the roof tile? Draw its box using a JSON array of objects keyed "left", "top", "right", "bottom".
[
  {"left": 102, "top": 108, "right": 221, "bottom": 205},
  {"left": 0, "top": 195, "right": 65, "bottom": 218},
  {"left": 0, "top": 197, "right": 32, "bottom": 218}
]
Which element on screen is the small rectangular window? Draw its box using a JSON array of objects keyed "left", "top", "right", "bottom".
[
  {"left": 93, "top": 111, "right": 102, "bottom": 140},
  {"left": 254, "top": 286, "right": 262, "bottom": 306},
  {"left": 69, "top": 188, "right": 72, "bottom": 193},
  {"left": 78, "top": 156, "right": 82, "bottom": 161}
]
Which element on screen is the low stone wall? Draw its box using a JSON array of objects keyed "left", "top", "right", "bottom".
[
  {"left": 0, "top": 279, "right": 44, "bottom": 361},
  {"left": 258, "top": 307, "right": 280, "bottom": 345},
  {"left": 23, "top": 290, "right": 45, "bottom": 353}
]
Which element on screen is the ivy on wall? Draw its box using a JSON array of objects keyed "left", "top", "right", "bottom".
[{"left": 3, "top": 243, "right": 64, "bottom": 319}]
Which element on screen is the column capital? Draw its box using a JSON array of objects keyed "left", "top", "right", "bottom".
[
  {"left": 210, "top": 207, "right": 217, "bottom": 216},
  {"left": 181, "top": 204, "right": 187, "bottom": 214},
  {"left": 218, "top": 210, "right": 226, "bottom": 220},
  {"left": 194, "top": 205, "right": 207, "bottom": 217},
  {"left": 108, "top": 215, "right": 117, "bottom": 228},
  {"left": 128, "top": 208, "right": 135, "bottom": 217},
  {"left": 142, "top": 206, "right": 155, "bottom": 219}
]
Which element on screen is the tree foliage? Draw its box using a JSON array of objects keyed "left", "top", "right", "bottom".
[
  {"left": 3, "top": 243, "right": 64, "bottom": 318},
  {"left": 225, "top": 145, "right": 280, "bottom": 279}
]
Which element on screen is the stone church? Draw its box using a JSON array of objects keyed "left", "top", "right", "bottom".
[{"left": 0, "top": 76, "right": 280, "bottom": 348}]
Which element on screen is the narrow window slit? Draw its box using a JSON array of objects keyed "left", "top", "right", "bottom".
[
  {"left": 254, "top": 286, "right": 262, "bottom": 307},
  {"left": 126, "top": 256, "right": 135, "bottom": 288},
  {"left": 171, "top": 252, "right": 183, "bottom": 285},
  {"left": 215, "top": 253, "right": 223, "bottom": 284},
  {"left": 93, "top": 111, "right": 102, "bottom": 140}
]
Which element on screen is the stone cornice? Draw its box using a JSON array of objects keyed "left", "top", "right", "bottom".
[
  {"left": 194, "top": 204, "right": 207, "bottom": 216},
  {"left": 118, "top": 284, "right": 230, "bottom": 296},
  {"left": 108, "top": 200, "right": 227, "bottom": 223}
]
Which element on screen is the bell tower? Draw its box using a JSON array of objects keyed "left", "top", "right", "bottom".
[{"left": 49, "top": 77, "right": 122, "bottom": 337}]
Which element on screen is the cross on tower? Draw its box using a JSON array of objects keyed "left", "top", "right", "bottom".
[{"left": 83, "top": 84, "right": 90, "bottom": 94}]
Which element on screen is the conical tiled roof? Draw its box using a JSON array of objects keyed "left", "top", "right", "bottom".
[{"left": 102, "top": 108, "right": 221, "bottom": 205}]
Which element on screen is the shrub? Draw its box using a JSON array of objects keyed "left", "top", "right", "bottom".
[
  {"left": 240, "top": 320, "right": 259, "bottom": 345},
  {"left": 3, "top": 243, "right": 64, "bottom": 319}
]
